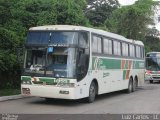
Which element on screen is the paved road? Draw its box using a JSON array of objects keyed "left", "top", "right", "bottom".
[{"left": 0, "top": 82, "right": 160, "bottom": 114}]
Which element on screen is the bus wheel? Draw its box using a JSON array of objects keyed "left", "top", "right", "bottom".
[
  {"left": 87, "top": 82, "right": 97, "bottom": 103},
  {"left": 132, "top": 79, "right": 136, "bottom": 92},
  {"left": 150, "top": 80, "right": 153, "bottom": 83},
  {"left": 127, "top": 78, "right": 133, "bottom": 93}
]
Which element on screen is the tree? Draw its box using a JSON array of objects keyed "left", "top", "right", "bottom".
[
  {"left": 51, "top": 0, "right": 89, "bottom": 26},
  {"left": 105, "top": 0, "right": 159, "bottom": 40},
  {"left": 0, "top": 0, "right": 14, "bottom": 27},
  {"left": 146, "top": 27, "right": 159, "bottom": 37},
  {"left": 85, "top": 0, "right": 120, "bottom": 27},
  {"left": 0, "top": 0, "right": 90, "bottom": 89},
  {"left": 0, "top": 27, "right": 19, "bottom": 71},
  {"left": 144, "top": 36, "right": 160, "bottom": 53}
]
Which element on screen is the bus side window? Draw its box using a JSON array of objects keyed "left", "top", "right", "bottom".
[
  {"left": 103, "top": 38, "right": 112, "bottom": 55},
  {"left": 92, "top": 35, "right": 102, "bottom": 54},
  {"left": 113, "top": 41, "right": 121, "bottom": 56},
  {"left": 122, "top": 43, "right": 129, "bottom": 57},
  {"left": 141, "top": 47, "right": 144, "bottom": 58},
  {"left": 129, "top": 44, "right": 135, "bottom": 57}
]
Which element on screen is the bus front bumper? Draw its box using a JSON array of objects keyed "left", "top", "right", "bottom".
[
  {"left": 21, "top": 85, "right": 78, "bottom": 99},
  {"left": 145, "top": 74, "right": 160, "bottom": 81}
]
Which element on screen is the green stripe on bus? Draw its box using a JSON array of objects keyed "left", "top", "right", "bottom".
[
  {"left": 92, "top": 57, "right": 144, "bottom": 70},
  {"left": 123, "top": 70, "right": 127, "bottom": 80},
  {"left": 21, "top": 76, "right": 31, "bottom": 81},
  {"left": 39, "top": 78, "right": 56, "bottom": 84}
]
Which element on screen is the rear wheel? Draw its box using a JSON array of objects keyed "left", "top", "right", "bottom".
[
  {"left": 87, "top": 82, "right": 97, "bottom": 103},
  {"left": 132, "top": 78, "right": 137, "bottom": 92},
  {"left": 150, "top": 80, "right": 153, "bottom": 83},
  {"left": 127, "top": 78, "right": 133, "bottom": 93}
]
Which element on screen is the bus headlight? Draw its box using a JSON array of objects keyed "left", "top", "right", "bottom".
[
  {"left": 57, "top": 83, "right": 75, "bottom": 87},
  {"left": 145, "top": 70, "right": 152, "bottom": 75},
  {"left": 21, "top": 80, "right": 32, "bottom": 85}
]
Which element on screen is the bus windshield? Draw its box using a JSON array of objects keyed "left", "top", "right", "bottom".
[
  {"left": 23, "top": 31, "right": 89, "bottom": 79},
  {"left": 146, "top": 57, "right": 160, "bottom": 71},
  {"left": 24, "top": 47, "right": 77, "bottom": 78},
  {"left": 26, "top": 31, "right": 79, "bottom": 46}
]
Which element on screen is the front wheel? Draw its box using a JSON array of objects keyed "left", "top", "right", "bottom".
[{"left": 87, "top": 82, "right": 97, "bottom": 103}]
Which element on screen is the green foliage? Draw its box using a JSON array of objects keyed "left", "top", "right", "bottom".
[
  {"left": 144, "top": 36, "right": 160, "bottom": 53},
  {"left": 105, "top": 0, "right": 158, "bottom": 40},
  {"left": 0, "top": 27, "right": 19, "bottom": 50},
  {"left": 0, "top": 89, "right": 21, "bottom": 96},
  {"left": 86, "top": 0, "right": 120, "bottom": 27},
  {"left": 0, "top": 0, "right": 12, "bottom": 26},
  {"left": 0, "top": 0, "right": 90, "bottom": 89},
  {"left": 0, "top": 50, "right": 17, "bottom": 71},
  {"left": 50, "top": 0, "right": 89, "bottom": 25},
  {"left": 12, "top": 0, "right": 89, "bottom": 28},
  {"left": 0, "top": 27, "right": 20, "bottom": 71}
]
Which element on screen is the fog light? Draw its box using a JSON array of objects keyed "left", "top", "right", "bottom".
[{"left": 22, "top": 88, "right": 30, "bottom": 95}]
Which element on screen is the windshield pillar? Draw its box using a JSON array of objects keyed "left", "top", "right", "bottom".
[
  {"left": 76, "top": 31, "right": 90, "bottom": 81},
  {"left": 66, "top": 48, "right": 76, "bottom": 77}
]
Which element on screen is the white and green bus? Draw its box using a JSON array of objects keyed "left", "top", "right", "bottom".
[
  {"left": 21, "top": 25, "right": 145, "bottom": 102},
  {"left": 145, "top": 52, "right": 160, "bottom": 83}
]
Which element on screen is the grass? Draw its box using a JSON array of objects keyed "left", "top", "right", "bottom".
[{"left": 0, "top": 89, "right": 21, "bottom": 97}]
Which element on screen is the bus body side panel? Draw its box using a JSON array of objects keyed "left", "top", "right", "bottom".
[{"left": 90, "top": 56, "right": 145, "bottom": 95}]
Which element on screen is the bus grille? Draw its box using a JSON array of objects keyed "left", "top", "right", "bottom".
[{"left": 152, "top": 77, "right": 160, "bottom": 80}]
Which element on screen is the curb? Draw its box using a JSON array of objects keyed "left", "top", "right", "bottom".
[{"left": 0, "top": 95, "right": 27, "bottom": 102}]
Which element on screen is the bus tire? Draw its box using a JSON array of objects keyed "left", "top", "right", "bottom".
[
  {"left": 87, "top": 81, "right": 97, "bottom": 103},
  {"left": 150, "top": 80, "right": 153, "bottom": 83},
  {"left": 127, "top": 78, "right": 133, "bottom": 93},
  {"left": 132, "top": 79, "right": 136, "bottom": 92}
]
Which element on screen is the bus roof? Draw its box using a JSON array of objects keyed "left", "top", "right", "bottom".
[
  {"left": 146, "top": 52, "right": 160, "bottom": 57},
  {"left": 146, "top": 52, "right": 160, "bottom": 55},
  {"left": 29, "top": 25, "right": 144, "bottom": 46}
]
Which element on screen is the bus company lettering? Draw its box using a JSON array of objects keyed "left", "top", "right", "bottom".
[
  {"left": 103, "top": 72, "right": 110, "bottom": 78},
  {"left": 93, "top": 58, "right": 106, "bottom": 70}
]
